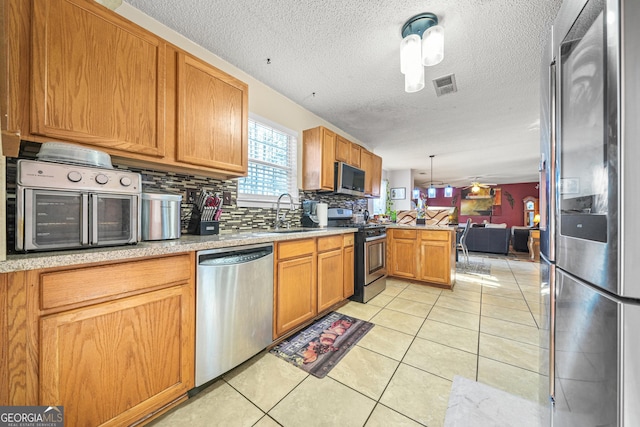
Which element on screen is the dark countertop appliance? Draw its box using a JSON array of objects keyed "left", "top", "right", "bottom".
[
  {"left": 327, "top": 208, "right": 387, "bottom": 303},
  {"left": 300, "top": 200, "right": 319, "bottom": 227}
]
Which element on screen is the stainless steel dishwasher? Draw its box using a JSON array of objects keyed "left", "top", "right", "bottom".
[{"left": 195, "top": 243, "right": 274, "bottom": 386}]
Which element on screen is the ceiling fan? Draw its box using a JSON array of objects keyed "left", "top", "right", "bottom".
[{"left": 463, "top": 178, "right": 497, "bottom": 193}]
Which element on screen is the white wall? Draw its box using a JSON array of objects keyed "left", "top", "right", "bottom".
[
  {"left": 387, "top": 169, "right": 412, "bottom": 211},
  {"left": 116, "top": 3, "right": 371, "bottom": 188}
]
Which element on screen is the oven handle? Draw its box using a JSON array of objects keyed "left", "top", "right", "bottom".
[
  {"left": 365, "top": 234, "right": 387, "bottom": 243},
  {"left": 91, "top": 194, "right": 98, "bottom": 245},
  {"left": 82, "top": 193, "right": 89, "bottom": 245}
]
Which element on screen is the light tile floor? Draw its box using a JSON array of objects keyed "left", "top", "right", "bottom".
[{"left": 149, "top": 254, "right": 545, "bottom": 427}]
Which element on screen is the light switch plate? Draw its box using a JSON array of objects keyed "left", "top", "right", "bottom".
[{"left": 222, "top": 191, "right": 232, "bottom": 205}]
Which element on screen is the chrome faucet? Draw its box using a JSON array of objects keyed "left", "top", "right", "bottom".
[{"left": 275, "top": 193, "right": 294, "bottom": 229}]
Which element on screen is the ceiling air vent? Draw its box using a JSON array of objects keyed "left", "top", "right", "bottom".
[{"left": 432, "top": 74, "right": 457, "bottom": 97}]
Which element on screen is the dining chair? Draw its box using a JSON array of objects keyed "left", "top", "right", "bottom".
[{"left": 457, "top": 218, "right": 472, "bottom": 264}]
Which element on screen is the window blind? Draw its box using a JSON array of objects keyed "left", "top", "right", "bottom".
[{"left": 238, "top": 118, "right": 297, "bottom": 205}]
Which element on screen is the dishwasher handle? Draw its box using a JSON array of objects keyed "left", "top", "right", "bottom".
[{"left": 198, "top": 246, "right": 273, "bottom": 267}]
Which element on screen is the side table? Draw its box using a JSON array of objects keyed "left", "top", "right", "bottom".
[{"left": 528, "top": 229, "right": 540, "bottom": 261}]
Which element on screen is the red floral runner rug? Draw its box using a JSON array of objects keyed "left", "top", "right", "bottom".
[{"left": 269, "top": 311, "right": 374, "bottom": 378}]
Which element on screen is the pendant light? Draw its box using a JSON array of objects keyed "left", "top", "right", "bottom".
[
  {"left": 427, "top": 155, "right": 436, "bottom": 198},
  {"left": 444, "top": 185, "right": 453, "bottom": 198}
]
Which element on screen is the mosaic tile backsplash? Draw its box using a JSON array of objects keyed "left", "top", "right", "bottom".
[{"left": 5, "top": 143, "right": 368, "bottom": 252}]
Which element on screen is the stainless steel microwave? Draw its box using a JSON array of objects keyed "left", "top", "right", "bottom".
[
  {"left": 334, "top": 162, "right": 365, "bottom": 197},
  {"left": 16, "top": 159, "right": 141, "bottom": 252}
]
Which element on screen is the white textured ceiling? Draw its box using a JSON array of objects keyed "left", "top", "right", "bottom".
[{"left": 125, "top": 0, "right": 561, "bottom": 187}]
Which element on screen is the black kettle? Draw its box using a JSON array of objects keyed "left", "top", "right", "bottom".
[{"left": 363, "top": 210, "right": 370, "bottom": 222}]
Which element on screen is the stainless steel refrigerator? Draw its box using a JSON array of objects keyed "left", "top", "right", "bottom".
[{"left": 542, "top": 0, "right": 640, "bottom": 425}]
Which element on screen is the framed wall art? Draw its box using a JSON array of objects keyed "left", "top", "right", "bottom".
[{"left": 390, "top": 187, "right": 406, "bottom": 200}]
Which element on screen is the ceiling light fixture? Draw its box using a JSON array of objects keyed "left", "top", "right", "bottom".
[{"left": 400, "top": 13, "right": 444, "bottom": 93}]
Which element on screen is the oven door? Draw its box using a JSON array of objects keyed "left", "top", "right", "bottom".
[
  {"left": 364, "top": 234, "right": 387, "bottom": 284},
  {"left": 19, "top": 188, "right": 89, "bottom": 251},
  {"left": 90, "top": 194, "right": 139, "bottom": 246}
]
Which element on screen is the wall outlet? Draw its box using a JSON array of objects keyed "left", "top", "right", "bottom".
[
  {"left": 222, "top": 191, "right": 232, "bottom": 205},
  {"left": 186, "top": 189, "right": 198, "bottom": 204}
]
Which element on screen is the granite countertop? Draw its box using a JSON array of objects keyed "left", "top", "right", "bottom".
[
  {"left": 385, "top": 224, "right": 456, "bottom": 231},
  {"left": 0, "top": 227, "right": 357, "bottom": 273}
]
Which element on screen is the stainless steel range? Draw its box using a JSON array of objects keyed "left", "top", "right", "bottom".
[{"left": 327, "top": 208, "right": 387, "bottom": 303}]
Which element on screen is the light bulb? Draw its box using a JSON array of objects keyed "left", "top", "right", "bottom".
[
  {"left": 422, "top": 25, "right": 444, "bottom": 66},
  {"left": 401, "top": 34, "right": 425, "bottom": 92}
]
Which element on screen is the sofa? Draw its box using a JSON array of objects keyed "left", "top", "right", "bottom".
[{"left": 463, "top": 225, "right": 511, "bottom": 255}]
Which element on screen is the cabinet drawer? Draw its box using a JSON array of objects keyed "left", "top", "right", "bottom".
[
  {"left": 318, "top": 235, "right": 343, "bottom": 252},
  {"left": 392, "top": 229, "right": 417, "bottom": 239},
  {"left": 343, "top": 234, "right": 355, "bottom": 247},
  {"left": 420, "top": 230, "right": 451, "bottom": 242},
  {"left": 277, "top": 239, "right": 316, "bottom": 260},
  {"left": 40, "top": 253, "right": 192, "bottom": 310}
]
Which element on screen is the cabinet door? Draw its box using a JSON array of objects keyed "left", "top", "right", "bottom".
[
  {"left": 371, "top": 153, "right": 382, "bottom": 197},
  {"left": 391, "top": 238, "right": 416, "bottom": 278},
  {"left": 343, "top": 245, "right": 355, "bottom": 298},
  {"left": 275, "top": 255, "right": 317, "bottom": 337},
  {"left": 40, "top": 285, "right": 194, "bottom": 427},
  {"left": 176, "top": 52, "right": 248, "bottom": 174},
  {"left": 321, "top": 128, "right": 336, "bottom": 190},
  {"left": 350, "top": 143, "right": 361, "bottom": 168},
  {"left": 317, "top": 248, "right": 344, "bottom": 312},
  {"left": 335, "top": 135, "right": 350, "bottom": 163},
  {"left": 31, "top": 0, "right": 166, "bottom": 157},
  {"left": 418, "top": 240, "right": 450, "bottom": 285},
  {"left": 360, "top": 149, "right": 374, "bottom": 196}
]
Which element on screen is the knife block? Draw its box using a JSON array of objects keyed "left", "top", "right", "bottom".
[{"left": 187, "top": 206, "right": 219, "bottom": 235}]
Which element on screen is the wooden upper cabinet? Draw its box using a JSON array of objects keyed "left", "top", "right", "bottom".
[
  {"left": 335, "top": 135, "right": 351, "bottom": 163},
  {"left": 360, "top": 149, "right": 374, "bottom": 196},
  {"left": 303, "top": 126, "right": 336, "bottom": 191},
  {"left": 359, "top": 149, "right": 382, "bottom": 198},
  {"left": 371, "top": 153, "right": 382, "bottom": 197},
  {"left": 350, "top": 143, "right": 361, "bottom": 168},
  {"left": 176, "top": 52, "right": 248, "bottom": 174},
  {"left": 30, "top": 0, "right": 166, "bottom": 157}
]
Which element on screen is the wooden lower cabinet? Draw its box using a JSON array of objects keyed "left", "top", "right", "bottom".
[
  {"left": 317, "top": 248, "right": 344, "bottom": 312},
  {"left": 40, "top": 286, "right": 191, "bottom": 427},
  {"left": 274, "top": 234, "right": 354, "bottom": 338},
  {"left": 418, "top": 239, "right": 451, "bottom": 285},
  {"left": 388, "top": 228, "right": 455, "bottom": 288},
  {"left": 274, "top": 238, "right": 317, "bottom": 338},
  {"left": 343, "top": 244, "right": 355, "bottom": 298},
  {"left": 389, "top": 230, "right": 417, "bottom": 279},
  {"left": 0, "top": 253, "right": 195, "bottom": 426},
  {"left": 274, "top": 253, "right": 317, "bottom": 338}
]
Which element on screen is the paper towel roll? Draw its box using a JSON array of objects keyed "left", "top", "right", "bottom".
[{"left": 317, "top": 203, "right": 328, "bottom": 227}]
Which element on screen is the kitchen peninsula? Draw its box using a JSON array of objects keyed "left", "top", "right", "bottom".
[{"left": 386, "top": 225, "right": 456, "bottom": 289}]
